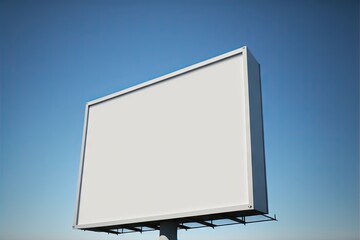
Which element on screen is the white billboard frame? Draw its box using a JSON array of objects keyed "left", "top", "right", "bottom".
[{"left": 73, "top": 46, "right": 268, "bottom": 230}]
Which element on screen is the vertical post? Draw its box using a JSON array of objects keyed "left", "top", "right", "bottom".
[{"left": 159, "top": 221, "right": 178, "bottom": 240}]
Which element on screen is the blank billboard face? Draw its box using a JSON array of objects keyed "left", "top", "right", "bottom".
[{"left": 74, "top": 47, "right": 268, "bottom": 229}]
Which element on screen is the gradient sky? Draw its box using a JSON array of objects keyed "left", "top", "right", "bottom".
[{"left": 0, "top": 1, "right": 359, "bottom": 240}]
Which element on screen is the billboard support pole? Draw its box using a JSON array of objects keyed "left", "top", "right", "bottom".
[{"left": 159, "top": 221, "right": 177, "bottom": 240}]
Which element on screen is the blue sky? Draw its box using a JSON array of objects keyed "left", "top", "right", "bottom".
[{"left": 0, "top": 1, "right": 359, "bottom": 240}]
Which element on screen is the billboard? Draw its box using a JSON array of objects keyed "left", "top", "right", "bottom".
[{"left": 74, "top": 46, "right": 268, "bottom": 230}]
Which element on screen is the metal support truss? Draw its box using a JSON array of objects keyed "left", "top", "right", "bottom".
[{"left": 84, "top": 214, "right": 277, "bottom": 236}]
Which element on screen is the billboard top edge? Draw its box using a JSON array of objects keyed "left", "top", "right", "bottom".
[{"left": 86, "top": 46, "right": 248, "bottom": 107}]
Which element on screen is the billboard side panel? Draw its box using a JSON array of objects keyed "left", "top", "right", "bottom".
[
  {"left": 73, "top": 104, "right": 90, "bottom": 227},
  {"left": 241, "top": 48, "right": 254, "bottom": 210},
  {"left": 247, "top": 49, "right": 268, "bottom": 214}
]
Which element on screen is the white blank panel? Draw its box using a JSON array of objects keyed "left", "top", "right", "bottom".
[{"left": 75, "top": 47, "right": 268, "bottom": 228}]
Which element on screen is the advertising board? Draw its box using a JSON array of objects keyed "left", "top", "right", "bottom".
[{"left": 74, "top": 46, "right": 268, "bottom": 230}]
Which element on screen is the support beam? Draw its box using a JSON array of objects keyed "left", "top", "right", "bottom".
[
  {"left": 160, "top": 221, "right": 178, "bottom": 240},
  {"left": 105, "top": 229, "right": 119, "bottom": 235},
  {"left": 192, "top": 219, "right": 217, "bottom": 228},
  {"left": 92, "top": 229, "right": 119, "bottom": 235},
  {"left": 228, "top": 216, "right": 246, "bottom": 224},
  {"left": 178, "top": 224, "right": 190, "bottom": 230},
  {"left": 124, "top": 226, "right": 142, "bottom": 232},
  {"left": 145, "top": 224, "right": 160, "bottom": 230}
]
